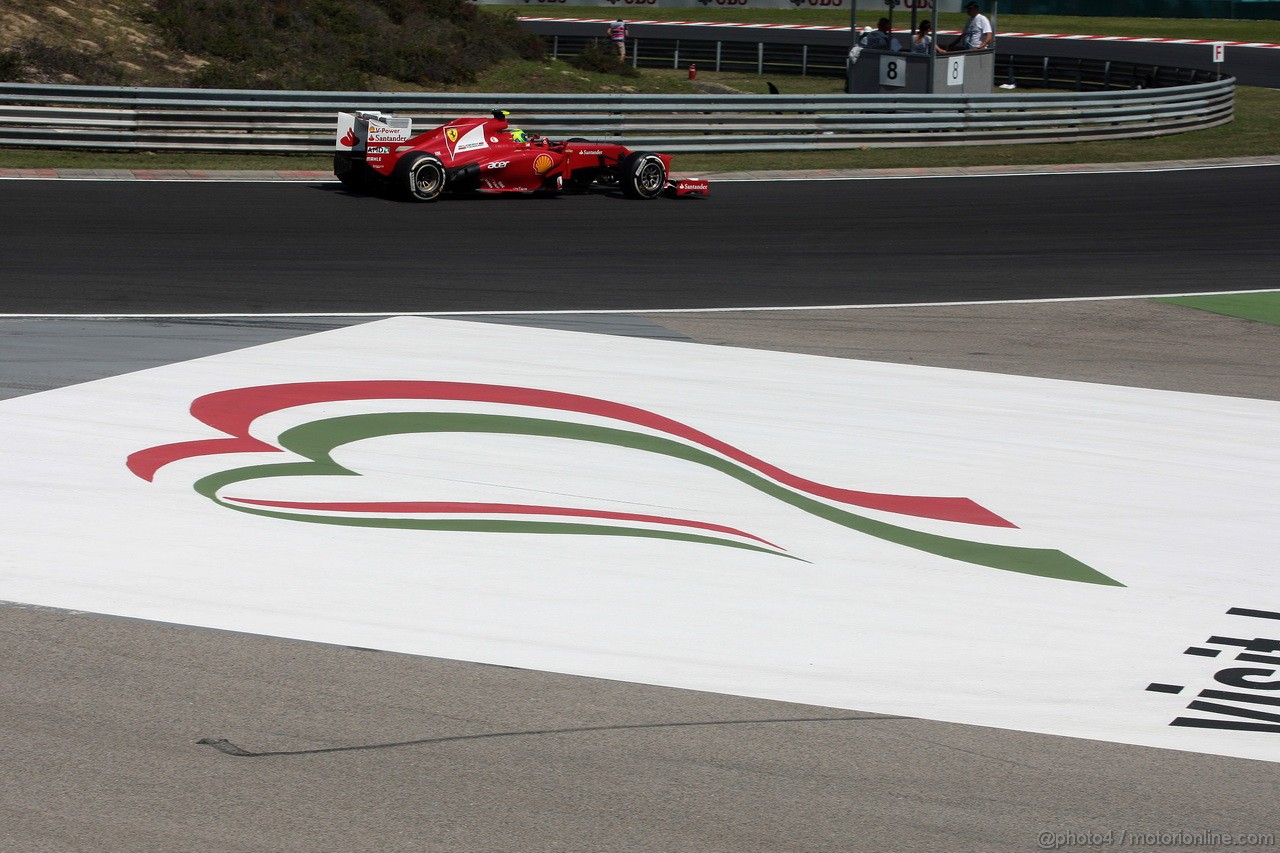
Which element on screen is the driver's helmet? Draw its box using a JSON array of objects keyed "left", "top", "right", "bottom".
[{"left": 509, "top": 128, "right": 528, "bottom": 143}]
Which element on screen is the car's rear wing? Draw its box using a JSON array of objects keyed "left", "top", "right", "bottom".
[{"left": 336, "top": 111, "right": 413, "bottom": 152}]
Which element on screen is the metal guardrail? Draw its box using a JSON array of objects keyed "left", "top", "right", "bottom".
[
  {"left": 0, "top": 38, "right": 1234, "bottom": 154},
  {"left": 0, "top": 78, "right": 1234, "bottom": 153}
]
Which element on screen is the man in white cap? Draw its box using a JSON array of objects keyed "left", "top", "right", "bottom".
[{"left": 953, "top": 2, "right": 993, "bottom": 51}]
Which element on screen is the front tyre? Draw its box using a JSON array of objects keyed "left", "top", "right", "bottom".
[
  {"left": 397, "top": 153, "right": 446, "bottom": 202},
  {"left": 621, "top": 152, "right": 667, "bottom": 200}
]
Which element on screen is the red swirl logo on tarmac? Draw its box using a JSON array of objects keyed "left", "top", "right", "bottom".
[{"left": 127, "top": 381, "right": 1120, "bottom": 585}]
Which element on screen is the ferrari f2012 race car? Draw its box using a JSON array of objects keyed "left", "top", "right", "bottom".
[{"left": 334, "top": 110, "right": 709, "bottom": 202}]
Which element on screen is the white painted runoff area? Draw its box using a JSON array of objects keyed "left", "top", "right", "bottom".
[{"left": 1, "top": 316, "right": 1277, "bottom": 762}]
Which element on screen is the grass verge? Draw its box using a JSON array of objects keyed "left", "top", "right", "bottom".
[{"left": 1157, "top": 293, "right": 1280, "bottom": 327}]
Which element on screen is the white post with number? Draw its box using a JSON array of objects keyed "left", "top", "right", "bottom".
[
  {"left": 947, "top": 55, "right": 964, "bottom": 87},
  {"left": 880, "top": 54, "right": 906, "bottom": 88}
]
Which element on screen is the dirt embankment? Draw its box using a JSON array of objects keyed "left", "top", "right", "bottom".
[{"left": 0, "top": 0, "right": 202, "bottom": 85}]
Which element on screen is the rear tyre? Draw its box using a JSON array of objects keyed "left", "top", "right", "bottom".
[
  {"left": 397, "top": 153, "right": 446, "bottom": 202},
  {"left": 621, "top": 152, "right": 667, "bottom": 200}
]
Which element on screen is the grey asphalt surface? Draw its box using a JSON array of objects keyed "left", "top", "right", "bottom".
[
  {"left": 2, "top": 168, "right": 1278, "bottom": 313},
  {"left": 2, "top": 166, "right": 1279, "bottom": 852}
]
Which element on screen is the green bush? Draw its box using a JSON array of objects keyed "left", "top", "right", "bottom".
[
  {"left": 147, "top": 0, "right": 544, "bottom": 90},
  {"left": 566, "top": 39, "right": 639, "bottom": 78},
  {"left": 0, "top": 50, "right": 23, "bottom": 82},
  {"left": 5, "top": 40, "right": 126, "bottom": 85}
]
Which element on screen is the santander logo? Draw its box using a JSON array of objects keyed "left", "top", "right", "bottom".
[{"left": 340, "top": 128, "right": 358, "bottom": 147}]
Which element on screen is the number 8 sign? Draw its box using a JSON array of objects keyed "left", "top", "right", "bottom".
[{"left": 880, "top": 55, "right": 905, "bottom": 88}]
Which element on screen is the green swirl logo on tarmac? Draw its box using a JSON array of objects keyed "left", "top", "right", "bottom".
[{"left": 127, "top": 380, "right": 1121, "bottom": 586}]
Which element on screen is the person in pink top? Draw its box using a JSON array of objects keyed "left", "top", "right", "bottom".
[{"left": 608, "top": 19, "right": 629, "bottom": 60}]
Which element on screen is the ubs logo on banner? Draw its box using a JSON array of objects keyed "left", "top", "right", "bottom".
[{"left": 1148, "top": 607, "right": 1280, "bottom": 734}]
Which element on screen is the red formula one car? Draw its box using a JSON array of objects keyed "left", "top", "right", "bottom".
[{"left": 334, "top": 109, "right": 709, "bottom": 202}]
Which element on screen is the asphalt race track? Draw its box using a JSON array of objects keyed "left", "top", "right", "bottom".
[
  {"left": 2, "top": 165, "right": 1280, "bottom": 853},
  {"left": 2, "top": 166, "right": 1277, "bottom": 315}
]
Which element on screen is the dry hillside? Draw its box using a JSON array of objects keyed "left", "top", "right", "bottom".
[
  {"left": 0, "top": 0, "right": 542, "bottom": 89},
  {"left": 0, "top": 0, "right": 202, "bottom": 85}
]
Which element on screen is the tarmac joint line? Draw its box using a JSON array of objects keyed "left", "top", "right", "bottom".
[{"left": 196, "top": 713, "right": 907, "bottom": 757}]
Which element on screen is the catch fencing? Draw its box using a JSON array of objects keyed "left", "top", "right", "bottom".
[
  {"left": 993, "top": 0, "right": 1280, "bottom": 19},
  {"left": 542, "top": 31, "right": 1227, "bottom": 88}
]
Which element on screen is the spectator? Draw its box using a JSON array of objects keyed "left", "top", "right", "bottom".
[
  {"left": 912, "top": 20, "right": 934, "bottom": 54},
  {"left": 949, "top": 2, "right": 993, "bottom": 52},
  {"left": 608, "top": 18, "right": 628, "bottom": 61},
  {"left": 859, "top": 17, "right": 903, "bottom": 52}
]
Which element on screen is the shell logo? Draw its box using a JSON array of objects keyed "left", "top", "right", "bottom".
[{"left": 533, "top": 153, "right": 555, "bottom": 176}]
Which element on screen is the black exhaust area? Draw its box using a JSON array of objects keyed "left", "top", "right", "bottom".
[{"left": 447, "top": 162, "right": 481, "bottom": 192}]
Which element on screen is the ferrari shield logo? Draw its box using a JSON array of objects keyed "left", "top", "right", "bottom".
[{"left": 446, "top": 127, "right": 459, "bottom": 144}]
